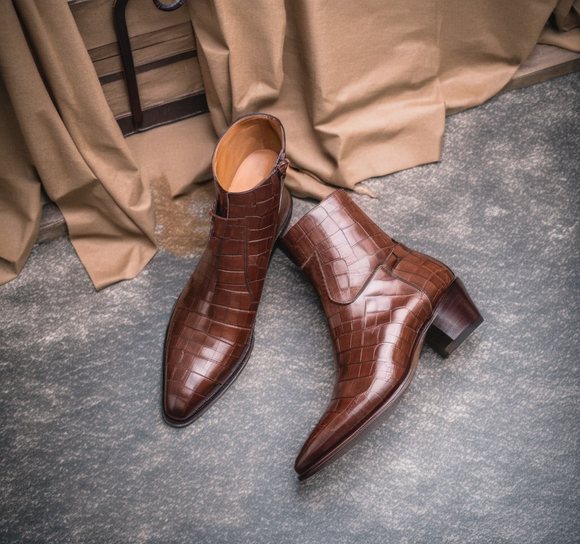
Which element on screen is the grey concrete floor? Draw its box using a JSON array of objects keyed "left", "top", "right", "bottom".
[{"left": 1, "top": 72, "right": 579, "bottom": 543}]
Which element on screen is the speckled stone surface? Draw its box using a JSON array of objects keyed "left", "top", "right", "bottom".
[{"left": 1, "top": 72, "right": 579, "bottom": 544}]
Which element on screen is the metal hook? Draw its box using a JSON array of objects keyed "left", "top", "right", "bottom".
[{"left": 153, "top": 0, "right": 187, "bottom": 12}]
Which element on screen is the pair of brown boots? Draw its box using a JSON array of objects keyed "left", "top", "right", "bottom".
[{"left": 163, "top": 114, "right": 483, "bottom": 480}]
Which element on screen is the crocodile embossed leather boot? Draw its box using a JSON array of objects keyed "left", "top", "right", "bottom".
[
  {"left": 281, "top": 190, "right": 482, "bottom": 479},
  {"left": 163, "top": 114, "right": 292, "bottom": 426}
]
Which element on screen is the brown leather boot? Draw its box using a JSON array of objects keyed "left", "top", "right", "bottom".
[
  {"left": 163, "top": 114, "right": 292, "bottom": 426},
  {"left": 280, "top": 190, "right": 482, "bottom": 480}
]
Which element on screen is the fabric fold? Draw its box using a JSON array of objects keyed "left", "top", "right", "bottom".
[
  {"left": 1, "top": 0, "right": 577, "bottom": 289},
  {"left": 0, "top": 0, "right": 156, "bottom": 290},
  {"left": 188, "top": 0, "right": 560, "bottom": 198}
]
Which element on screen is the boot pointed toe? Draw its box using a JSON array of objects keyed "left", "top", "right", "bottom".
[
  {"left": 163, "top": 390, "right": 200, "bottom": 425},
  {"left": 162, "top": 355, "right": 214, "bottom": 425},
  {"left": 294, "top": 416, "right": 350, "bottom": 479}
]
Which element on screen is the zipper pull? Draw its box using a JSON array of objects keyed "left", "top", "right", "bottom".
[{"left": 277, "top": 158, "right": 289, "bottom": 177}]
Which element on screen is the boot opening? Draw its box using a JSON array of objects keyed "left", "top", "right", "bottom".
[{"left": 214, "top": 116, "right": 283, "bottom": 193}]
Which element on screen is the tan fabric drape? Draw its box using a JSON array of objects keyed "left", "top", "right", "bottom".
[
  {"left": 539, "top": 0, "right": 580, "bottom": 52},
  {"left": 187, "top": 0, "right": 560, "bottom": 198},
  {"left": 1, "top": 0, "right": 576, "bottom": 289},
  {"left": 0, "top": 0, "right": 156, "bottom": 290}
]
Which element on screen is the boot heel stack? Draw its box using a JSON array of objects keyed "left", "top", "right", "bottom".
[{"left": 425, "top": 278, "right": 483, "bottom": 358}]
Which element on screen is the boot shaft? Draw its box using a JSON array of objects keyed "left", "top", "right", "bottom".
[
  {"left": 203, "top": 114, "right": 291, "bottom": 304},
  {"left": 281, "top": 190, "right": 455, "bottom": 307}
]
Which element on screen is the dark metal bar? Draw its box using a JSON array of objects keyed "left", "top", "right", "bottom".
[
  {"left": 116, "top": 92, "right": 209, "bottom": 136},
  {"left": 113, "top": 0, "right": 143, "bottom": 125},
  {"left": 153, "top": 0, "right": 187, "bottom": 12}
]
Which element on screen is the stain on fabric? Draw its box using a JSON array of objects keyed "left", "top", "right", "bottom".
[{"left": 149, "top": 175, "right": 214, "bottom": 256}]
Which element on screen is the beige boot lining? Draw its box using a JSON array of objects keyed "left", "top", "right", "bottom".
[{"left": 214, "top": 117, "right": 282, "bottom": 193}]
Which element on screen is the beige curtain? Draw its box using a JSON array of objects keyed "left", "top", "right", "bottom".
[
  {"left": 0, "top": 0, "right": 156, "bottom": 290},
  {"left": 1, "top": 0, "right": 577, "bottom": 289},
  {"left": 187, "top": 0, "right": 561, "bottom": 198},
  {"left": 539, "top": 0, "right": 580, "bottom": 51}
]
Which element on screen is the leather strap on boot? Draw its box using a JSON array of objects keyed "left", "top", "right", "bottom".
[{"left": 281, "top": 190, "right": 420, "bottom": 304}]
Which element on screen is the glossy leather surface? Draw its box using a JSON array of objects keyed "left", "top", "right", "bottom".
[
  {"left": 281, "top": 190, "right": 455, "bottom": 477},
  {"left": 163, "top": 114, "right": 291, "bottom": 425}
]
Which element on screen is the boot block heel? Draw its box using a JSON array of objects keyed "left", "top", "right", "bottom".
[{"left": 425, "top": 278, "right": 483, "bottom": 358}]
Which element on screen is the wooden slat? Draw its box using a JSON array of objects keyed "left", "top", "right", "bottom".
[
  {"left": 36, "top": 202, "right": 68, "bottom": 244},
  {"left": 98, "top": 49, "right": 198, "bottom": 85},
  {"left": 35, "top": 43, "right": 580, "bottom": 245},
  {"left": 502, "top": 44, "right": 580, "bottom": 92}
]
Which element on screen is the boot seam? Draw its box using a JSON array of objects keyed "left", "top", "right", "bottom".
[{"left": 380, "top": 265, "right": 433, "bottom": 312}]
